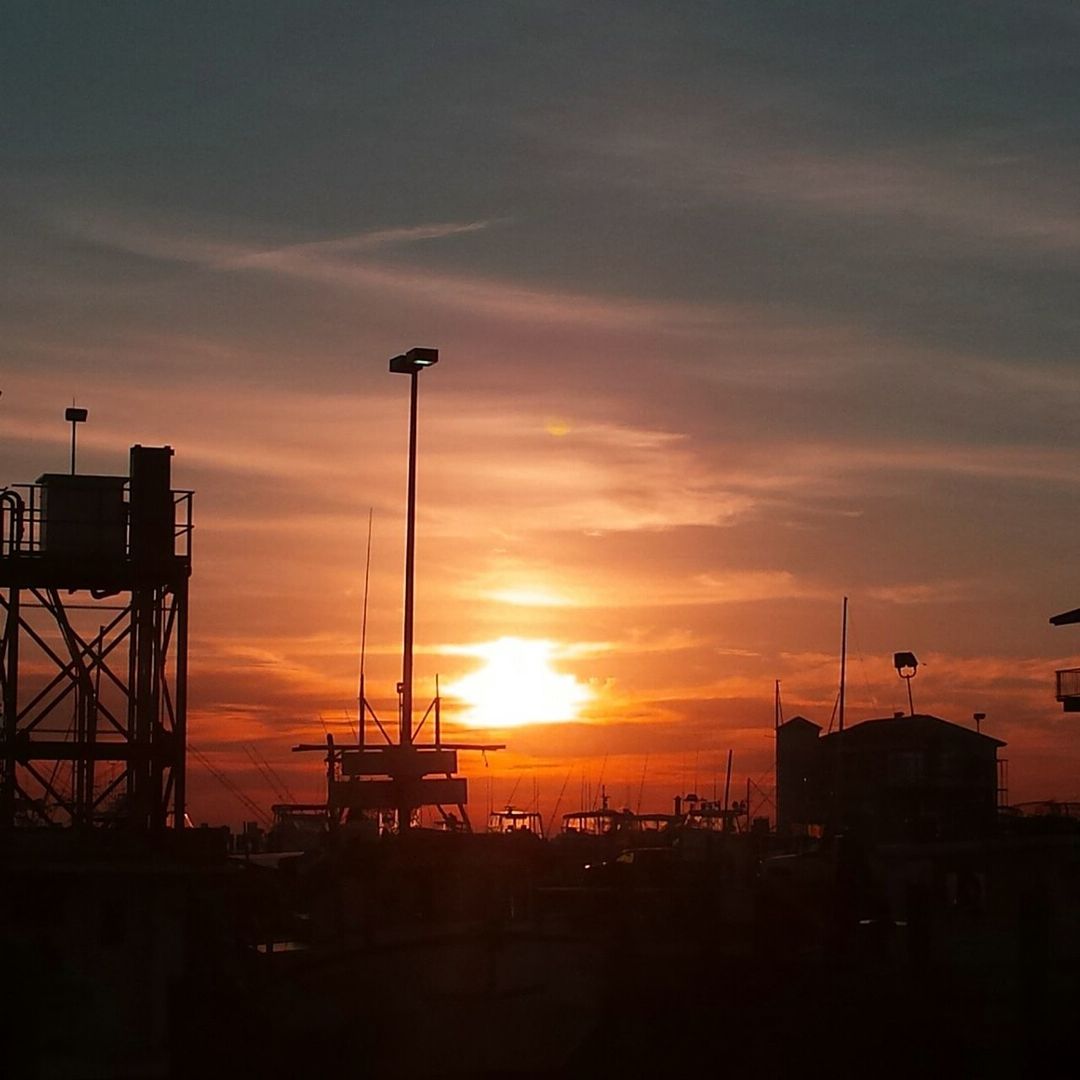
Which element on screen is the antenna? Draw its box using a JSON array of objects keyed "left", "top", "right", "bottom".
[
  {"left": 839, "top": 596, "right": 848, "bottom": 733},
  {"left": 357, "top": 507, "right": 373, "bottom": 746}
]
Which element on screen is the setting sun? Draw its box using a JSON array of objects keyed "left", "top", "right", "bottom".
[{"left": 444, "top": 637, "right": 593, "bottom": 728}]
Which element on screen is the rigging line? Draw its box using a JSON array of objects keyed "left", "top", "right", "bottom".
[
  {"left": 849, "top": 626, "right": 881, "bottom": 714},
  {"left": 363, "top": 699, "right": 394, "bottom": 745},
  {"left": 636, "top": 752, "right": 649, "bottom": 815},
  {"left": 505, "top": 773, "right": 522, "bottom": 808},
  {"left": 253, "top": 747, "right": 298, "bottom": 807},
  {"left": 242, "top": 745, "right": 284, "bottom": 802},
  {"left": 190, "top": 744, "right": 272, "bottom": 827},
  {"left": 826, "top": 689, "right": 840, "bottom": 734},
  {"left": 593, "top": 752, "right": 609, "bottom": 809},
  {"left": 547, "top": 767, "right": 573, "bottom": 837},
  {"left": 244, "top": 744, "right": 292, "bottom": 804}
]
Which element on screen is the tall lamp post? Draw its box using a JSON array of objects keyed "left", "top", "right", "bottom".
[
  {"left": 389, "top": 347, "right": 438, "bottom": 827},
  {"left": 66, "top": 405, "right": 88, "bottom": 475},
  {"left": 894, "top": 651, "right": 918, "bottom": 715}
]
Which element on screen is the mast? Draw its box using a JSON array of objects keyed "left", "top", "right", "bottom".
[
  {"left": 838, "top": 596, "right": 848, "bottom": 733},
  {"left": 835, "top": 595, "right": 849, "bottom": 834},
  {"left": 358, "top": 507, "right": 373, "bottom": 747},
  {"left": 774, "top": 679, "right": 782, "bottom": 830},
  {"left": 722, "top": 748, "right": 733, "bottom": 830}
]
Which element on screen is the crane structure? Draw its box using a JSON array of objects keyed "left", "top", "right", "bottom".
[{"left": 0, "top": 445, "right": 192, "bottom": 830}]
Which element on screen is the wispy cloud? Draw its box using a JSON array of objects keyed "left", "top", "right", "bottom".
[
  {"left": 56, "top": 206, "right": 843, "bottom": 343},
  {"left": 562, "top": 111, "right": 1080, "bottom": 254},
  {"left": 59, "top": 210, "right": 498, "bottom": 266},
  {"left": 224, "top": 221, "right": 498, "bottom": 265},
  {"left": 866, "top": 581, "right": 973, "bottom": 606}
]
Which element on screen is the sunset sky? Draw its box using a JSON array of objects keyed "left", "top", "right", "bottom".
[{"left": 4, "top": 3, "right": 1080, "bottom": 826}]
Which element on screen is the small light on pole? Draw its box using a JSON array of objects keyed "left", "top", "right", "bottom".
[
  {"left": 388, "top": 347, "right": 439, "bottom": 374},
  {"left": 893, "top": 651, "right": 918, "bottom": 716},
  {"left": 65, "top": 405, "right": 88, "bottom": 475}
]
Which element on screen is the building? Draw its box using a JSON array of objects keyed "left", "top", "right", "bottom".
[
  {"left": 1050, "top": 606, "right": 1080, "bottom": 711},
  {"left": 777, "top": 713, "right": 1005, "bottom": 842}
]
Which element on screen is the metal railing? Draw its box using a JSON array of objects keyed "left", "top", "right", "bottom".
[
  {"left": 0, "top": 482, "right": 193, "bottom": 561},
  {"left": 1055, "top": 667, "right": 1080, "bottom": 702}
]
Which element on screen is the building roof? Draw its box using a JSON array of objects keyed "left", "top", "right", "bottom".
[
  {"left": 778, "top": 715, "right": 822, "bottom": 733},
  {"left": 821, "top": 713, "right": 1005, "bottom": 748}
]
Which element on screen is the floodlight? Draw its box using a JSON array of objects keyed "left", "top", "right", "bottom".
[
  {"left": 389, "top": 347, "right": 439, "bottom": 374},
  {"left": 65, "top": 405, "right": 88, "bottom": 474},
  {"left": 893, "top": 651, "right": 918, "bottom": 675},
  {"left": 894, "top": 651, "right": 918, "bottom": 715}
]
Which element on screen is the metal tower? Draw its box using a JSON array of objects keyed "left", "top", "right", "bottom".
[{"left": 0, "top": 445, "right": 192, "bottom": 830}]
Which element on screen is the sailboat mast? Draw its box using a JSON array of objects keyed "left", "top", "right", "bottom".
[
  {"left": 774, "top": 679, "right": 782, "bottom": 830},
  {"left": 838, "top": 596, "right": 848, "bottom": 733},
  {"left": 358, "top": 507, "right": 373, "bottom": 747}
]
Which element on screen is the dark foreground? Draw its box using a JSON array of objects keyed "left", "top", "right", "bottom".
[{"left": 3, "top": 825, "right": 1078, "bottom": 1078}]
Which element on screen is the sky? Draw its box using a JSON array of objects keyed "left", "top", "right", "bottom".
[{"left": 3, "top": 2, "right": 1080, "bottom": 827}]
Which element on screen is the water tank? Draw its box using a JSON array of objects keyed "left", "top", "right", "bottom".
[{"left": 37, "top": 474, "right": 126, "bottom": 558}]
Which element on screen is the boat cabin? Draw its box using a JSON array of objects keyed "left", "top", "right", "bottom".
[{"left": 488, "top": 806, "right": 543, "bottom": 834}]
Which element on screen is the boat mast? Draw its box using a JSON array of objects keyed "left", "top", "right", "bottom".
[
  {"left": 838, "top": 596, "right": 848, "bottom": 733},
  {"left": 358, "top": 507, "right": 373, "bottom": 747},
  {"left": 774, "top": 679, "right": 782, "bottom": 830}
]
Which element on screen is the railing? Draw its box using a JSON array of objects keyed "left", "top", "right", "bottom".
[
  {"left": 173, "top": 490, "right": 195, "bottom": 560},
  {"left": 0, "top": 482, "right": 193, "bottom": 562},
  {"left": 0, "top": 486, "right": 27, "bottom": 555},
  {"left": 1055, "top": 667, "right": 1080, "bottom": 702}
]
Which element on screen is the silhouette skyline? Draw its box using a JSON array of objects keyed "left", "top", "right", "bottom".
[{"left": 2, "top": 5, "right": 1079, "bottom": 824}]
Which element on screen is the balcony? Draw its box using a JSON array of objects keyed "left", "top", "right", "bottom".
[{"left": 1055, "top": 668, "right": 1080, "bottom": 711}]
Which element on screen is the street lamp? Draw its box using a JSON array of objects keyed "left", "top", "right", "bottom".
[
  {"left": 65, "top": 405, "right": 88, "bottom": 475},
  {"left": 894, "top": 651, "right": 918, "bottom": 715},
  {"left": 389, "top": 347, "right": 439, "bottom": 759}
]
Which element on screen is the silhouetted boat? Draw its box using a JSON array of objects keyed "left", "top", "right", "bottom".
[{"left": 487, "top": 805, "right": 544, "bottom": 834}]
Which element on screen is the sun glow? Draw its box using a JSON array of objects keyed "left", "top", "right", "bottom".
[{"left": 445, "top": 637, "right": 593, "bottom": 728}]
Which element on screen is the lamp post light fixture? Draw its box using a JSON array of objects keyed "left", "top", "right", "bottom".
[
  {"left": 388, "top": 348, "right": 439, "bottom": 763},
  {"left": 893, "top": 651, "right": 918, "bottom": 715},
  {"left": 65, "top": 405, "right": 88, "bottom": 475}
]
